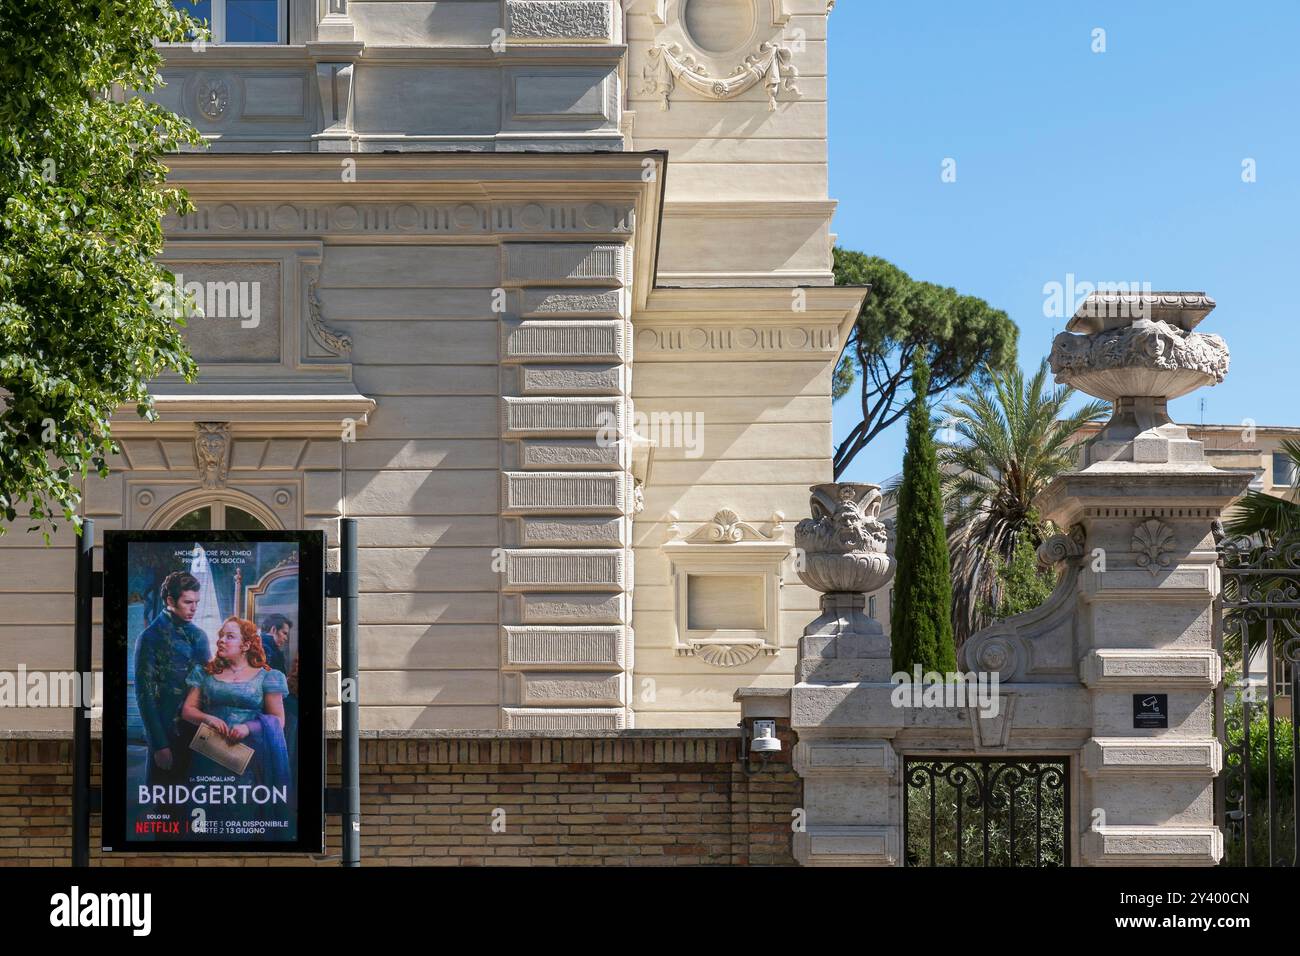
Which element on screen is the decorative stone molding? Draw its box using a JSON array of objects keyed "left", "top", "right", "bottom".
[
  {"left": 196, "top": 77, "right": 229, "bottom": 120},
  {"left": 793, "top": 739, "right": 896, "bottom": 778},
  {"left": 643, "top": 41, "right": 800, "bottom": 111},
  {"left": 502, "top": 472, "right": 626, "bottom": 514},
  {"left": 506, "top": 0, "right": 614, "bottom": 42},
  {"left": 303, "top": 265, "right": 352, "bottom": 357},
  {"left": 501, "top": 707, "right": 625, "bottom": 730},
  {"left": 315, "top": 62, "right": 356, "bottom": 136},
  {"left": 674, "top": 508, "right": 772, "bottom": 544},
  {"left": 194, "top": 422, "right": 231, "bottom": 489},
  {"left": 167, "top": 201, "right": 636, "bottom": 237},
  {"left": 1081, "top": 649, "right": 1220, "bottom": 689},
  {"left": 504, "top": 320, "right": 626, "bottom": 363},
  {"left": 663, "top": 508, "right": 790, "bottom": 667},
  {"left": 1083, "top": 827, "right": 1222, "bottom": 867},
  {"left": 794, "top": 826, "right": 899, "bottom": 867},
  {"left": 1050, "top": 318, "right": 1229, "bottom": 400},
  {"left": 1132, "top": 517, "right": 1175, "bottom": 576},
  {"left": 794, "top": 483, "right": 891, "bottom": 595},
  {"left": 634, "top": 323, "right": 840, "bottom": 355},
  {"left": 502, "top": 626, "right": 625, "bottom": 669},
  {"left": 1082, "top": 737, "right": 1221, "bottom": 777},
  {"left": 960, "top": 526, "right": 1085, "bottom": 682}
]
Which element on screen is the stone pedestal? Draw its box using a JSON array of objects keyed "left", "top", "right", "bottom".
[{"left": 1041, "top": 291, "right": 1246, "bottom": 865}]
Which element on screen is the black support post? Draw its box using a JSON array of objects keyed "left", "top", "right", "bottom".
[
  {"left": 72, "top": 518, "right": 94, "bottom": 867},
  {"left": 340, "top": 517, "right": 360, "bottom": 867}
]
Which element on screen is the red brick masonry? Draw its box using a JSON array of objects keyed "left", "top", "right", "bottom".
[{"left": 0, "top": 732, "right": 800, "bottom": 866}]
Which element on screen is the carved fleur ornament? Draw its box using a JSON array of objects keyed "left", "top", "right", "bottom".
[{"left": 1133, "top": 518, "right": 1175, "bottom": 576}]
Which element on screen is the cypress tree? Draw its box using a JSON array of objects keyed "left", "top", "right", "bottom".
[{"left": 890, "top": 357, "right": 957, "bottom": 675}]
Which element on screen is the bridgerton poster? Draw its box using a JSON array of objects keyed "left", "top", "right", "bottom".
[{"left": 101, "top": 530, "right": 324, "bottom": 854}]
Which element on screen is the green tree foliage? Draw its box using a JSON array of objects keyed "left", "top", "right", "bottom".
[
  {"left": 976, "top": 524, "right": 1058, "bottom": 623},
  {"left": 890, "top": 358, "right": 957, "bottom": 675},
  {"left": 0, "top": 0, "right": 205, "bottom": 539},
  {"left": 938, "top": 359, "right": 1108, "bottom": 644},
  {"left": 831, "top": 249, "right": 1018, "bottom": 478}
]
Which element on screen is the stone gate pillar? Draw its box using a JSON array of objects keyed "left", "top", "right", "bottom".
[{"left": 1038, "top": 291, "right": 1248, "bottom": 865}]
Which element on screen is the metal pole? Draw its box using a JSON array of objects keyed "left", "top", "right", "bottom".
[
  {"left": 340, "top": 517, "right": 360, "bottom": 866},
  {"left": 72, "top": 518, "right": 94, "bottom": 867}
]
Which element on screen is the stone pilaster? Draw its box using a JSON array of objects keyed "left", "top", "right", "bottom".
[
  {"left": 498, "top": 241, "right": 635, "bottom": 729},
  {"left": 1041, "top": 291, "right": 1247, "bottom": 865}
]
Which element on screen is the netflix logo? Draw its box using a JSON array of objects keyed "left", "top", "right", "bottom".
[{"left": 134, "top": 821, "right": 183, "bottom": 835}]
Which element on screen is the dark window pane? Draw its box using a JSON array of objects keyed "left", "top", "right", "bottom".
[
  {"left": 1274, "top": 451, "right": 1297, "bottom": 487},
  {"left": 226, "top": 0, "right": 280, "bottom": 42},
  {"left": 225, "top": 506, "right": 268, "bottom": 531},
  {"left": 169, "top": 507, "right": 212, "bottom": 532}
]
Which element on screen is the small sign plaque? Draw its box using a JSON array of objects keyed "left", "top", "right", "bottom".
[{"left": 1133, "top": 693, "right": 1169, "bottom": 729}]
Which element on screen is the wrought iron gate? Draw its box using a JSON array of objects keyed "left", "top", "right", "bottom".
[
  {"left": 904, "top": 757, "right": 1069, "bottom": 866},
  {"left": 1216, "top": 530, "right": 1300, "bottom": 867}
]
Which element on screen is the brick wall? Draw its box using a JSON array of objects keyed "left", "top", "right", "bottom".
[{"left": 0, "top": 732, "right": 800, "bottom": 866}]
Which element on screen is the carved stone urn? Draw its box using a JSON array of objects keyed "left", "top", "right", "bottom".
[
  {"left": 793, "top": 482, "right": 896, "bottom": 683},
  {"left": 1049, "top": 292, "right": 1230, "bottom": 468}
]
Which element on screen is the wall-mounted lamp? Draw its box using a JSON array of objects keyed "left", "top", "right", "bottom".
[{"left": 740, "top": 719, "right": 781, "bottom": 776}]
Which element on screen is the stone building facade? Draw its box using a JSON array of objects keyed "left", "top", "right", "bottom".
[{"left": 0, "top": 1, "right": 863, "bottom": 734}]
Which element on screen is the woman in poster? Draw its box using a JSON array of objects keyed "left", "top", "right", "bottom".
[{"left": 180, "top": 616, "right": 293, "bottom": 833}]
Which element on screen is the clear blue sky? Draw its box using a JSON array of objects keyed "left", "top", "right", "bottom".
[{"left": 826, "top": 1, "right": 1300, "bottom": 485}]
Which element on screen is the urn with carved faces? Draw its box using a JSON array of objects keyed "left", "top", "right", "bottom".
[{"left": 794, "top": 482, "right": 895, "bottom": 595}]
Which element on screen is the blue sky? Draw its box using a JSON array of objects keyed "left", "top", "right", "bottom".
[{"left": 826, "top": 1, "right": 1300, "bottom": 484}]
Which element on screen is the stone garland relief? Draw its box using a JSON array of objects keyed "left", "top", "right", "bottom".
[{"left": 642, "top": 0, "right": 801, "bottom": 110}]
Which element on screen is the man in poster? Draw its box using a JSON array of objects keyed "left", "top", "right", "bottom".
[{"left": 134, "top": 571, "right": 210, "bottom": 786}]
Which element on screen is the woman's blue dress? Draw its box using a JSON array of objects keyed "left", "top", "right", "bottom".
[{"left": 185, "top": 665, "right": 292, "bottom": 836}]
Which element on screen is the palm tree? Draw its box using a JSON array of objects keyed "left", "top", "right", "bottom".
[{"left": 936, "top": 359, "right": 1109, "bottom": 644}]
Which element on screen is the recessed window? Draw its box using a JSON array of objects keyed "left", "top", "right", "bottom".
[{"left": 172, "top": 0, "right": 286, "bottom": 43}]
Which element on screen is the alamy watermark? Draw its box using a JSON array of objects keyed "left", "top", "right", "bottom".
[
  {"left": 1042, "top": 274, "right": 1153, "bottom": 321},
  {"left": 890, "top": 666, "right": 1001, "bottom": 718},
  {"left": 152, "top": 273, "right": 262, "bottom": 329},
  {"left": 596, "top": 409, "right": 705, "bottom": 459},
  {"left": 0, "top": 667, "right": 100, "bottom": 713}
]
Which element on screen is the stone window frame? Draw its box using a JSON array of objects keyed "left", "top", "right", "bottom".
[
  {"left": 662, "top": 511, "right": 789, "bottom": 665},
  {"left": 138, "top": 484, "right": 290, "bottom": 532}
]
